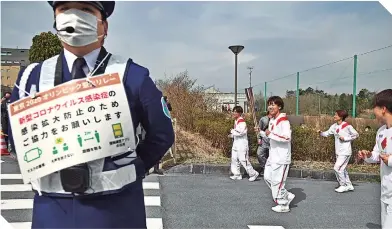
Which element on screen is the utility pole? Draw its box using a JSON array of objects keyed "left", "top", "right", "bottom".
[{"left": 247, "top": 66, "right": 254, "bottom": 88}]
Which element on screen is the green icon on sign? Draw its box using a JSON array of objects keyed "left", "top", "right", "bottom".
[
  {"left": 95, "top": 130, "right": 100, "bottom": 143},
  {"left": 63, "top": 143, "right": 69, "bottom": 151},
  {"left": 77, "top": 131, "right": 101, "bottom": 147},
  {"left": 77, "top": 134, "right": 83, "bottom": 147},
  {"left": 112, "top": 123, "right": 123, "bottom": 139},
  {"left": 24, "top": 148, "right": 43, "bottom": 163},
  {"left": 53, "top": 143, "right": 69, "bottom": 155}
]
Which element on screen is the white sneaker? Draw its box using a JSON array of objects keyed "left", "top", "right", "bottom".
[
  {"left": 248, "top": 171, "right": 259, "bottom": 182},
  {"left": 346, "top": 184, "right": 354, "bottom": 191},
  {"left": 335, "top": 185, "right": 349, "bottom": 193},
  {"left": 287, "top": 192, "right": 295, "bottom": 206},
  {"left": 272, "top": 204, "right": 290, "bottom": 213},
  {"left": 230, "top": 175, "right": 242, "bottom": 180}
]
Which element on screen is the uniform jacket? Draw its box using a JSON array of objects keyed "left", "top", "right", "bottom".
[
  {"left": 230, "top": 116, "right": 248, "bottom": 151},
  {"left": 258, "top": 115, "right": 270, "bottom": 147},
  {"left": 320, "top": 121, "right": 359, "bottom": 156},
  {"left": 7, "top": 47, "right": 174, "bottom": 197},
  {"left": 365, "top": 125, "right": 392, "bottom": 205},
  {"left": 263, "top": 113, "right": 292, "bottom": 164}
]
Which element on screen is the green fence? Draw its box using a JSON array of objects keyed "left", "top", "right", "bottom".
[{"left": 249, "top": 44, "right": 392, "bottom": 118}]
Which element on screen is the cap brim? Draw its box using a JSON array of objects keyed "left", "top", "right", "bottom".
[{"left": 48, "top": 1, "right": 115, "bottom": 18}]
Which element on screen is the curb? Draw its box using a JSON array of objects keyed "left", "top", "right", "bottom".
[{"left": 165, "top": 163, "right": 380, "bottom": 182}]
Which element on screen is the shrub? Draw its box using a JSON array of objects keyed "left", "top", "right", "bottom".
[
  {"left": 192, "top": 113, "right": 379, "bottom": 163},
  {"left": 156, "top": 70, "right": 380, "bottom": 163}
]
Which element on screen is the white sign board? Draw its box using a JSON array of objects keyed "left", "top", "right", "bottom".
[{"left": 8, "top": 73, "right": 135, "bottom": 184}]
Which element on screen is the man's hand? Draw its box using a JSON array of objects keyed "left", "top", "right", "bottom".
[
  {"left": 316, "top": 130, "right": 321, "bottom": 133},
  {"left": 339, "top": 136, "right": 345, "bottom": 141},
  {"left": 357, "top": 150, "right": 372, "bottom": 159},
  {"left": 265, "top": 130, "right": 271, "bottom": 136},
  {"left": 380, "top": 153, "right": 390, "bottom": 165}
]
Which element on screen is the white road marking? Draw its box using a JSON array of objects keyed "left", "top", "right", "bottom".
[
  {"left": 1, "top": 184, "right": 32, "bottom": 192},
  {"left": 9, "top": 222, "right": 31, "bottom": 229},
  {"left": 1, "top": 199, "right": 33, "bottom": 210},
  {"left": 248, "top": 226, "right": 285, "bottom": 229},
  {"left": 1, "top": 174, "right": 23, "bottom": 179},
  {"left": 143, "top": 182, "right": 160, "bottom": 189},
  {"left": 144, "top": 196, "right": 161, "bottom": 206},
  {"left": 146, "top": 218, "right": 163, "bottom": 229},
  {"left": 0, "top": 215, "right": 14, "bottom": 229}
]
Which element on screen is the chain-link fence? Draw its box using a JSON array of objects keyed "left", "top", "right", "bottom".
[{"left": 247, "top": 44, "right": 392, "bottom": 117}]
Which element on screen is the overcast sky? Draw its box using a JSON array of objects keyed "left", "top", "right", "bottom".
[{"left": 1, "top": 1, "right": 392, "bottom": 96}]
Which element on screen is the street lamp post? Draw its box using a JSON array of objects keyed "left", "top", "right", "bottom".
[{"left": 229, "top": 45, "right": 244, "bottom": 106}]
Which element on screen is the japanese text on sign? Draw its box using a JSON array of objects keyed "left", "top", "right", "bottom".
[{"left": 9, "top": 73, "right": 136, "bottom": 184}]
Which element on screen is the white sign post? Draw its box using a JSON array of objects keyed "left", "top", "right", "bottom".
[{"left": 8, "top": 73, "right": 136, "bottom": 184}]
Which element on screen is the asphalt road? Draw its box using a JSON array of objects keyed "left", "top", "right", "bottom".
[
  {"left": 159, "top": 173, "right": 382, "bottom": 229},
  {"left": 1, "top": 156, "right": 382, "bottom": 229}
]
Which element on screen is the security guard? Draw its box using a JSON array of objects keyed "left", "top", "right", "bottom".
[{"left": 8, "top": 1, "right": 174, "bottom": 228}]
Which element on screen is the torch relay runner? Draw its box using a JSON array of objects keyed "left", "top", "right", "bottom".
[
  {"left": 228, "top": 106, "right": 259, "bottom": 182},
  {"left": 317, "top": 109, "right": 359, "bottom": 193},
  {"left": 358, "top": 89, "right": 392, "bottom": 229},
  {"left": 256, "top": 96, "right": 295, "bottom": 213}
]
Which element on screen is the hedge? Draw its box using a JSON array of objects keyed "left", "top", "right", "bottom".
[{"left": 192, "top": 113, "right": 378, "bottom": 163}]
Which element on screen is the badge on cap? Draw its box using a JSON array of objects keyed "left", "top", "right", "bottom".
[{"left": 161, "top": 97, "right": 171, "bottom": 119}]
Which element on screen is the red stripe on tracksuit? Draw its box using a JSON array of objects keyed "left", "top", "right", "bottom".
[
  {"left": 337, "top": 122, "right": 349, "bottom": 133},
  {"left": 341, "top": 122, "right": 349, "bottom": 129},
  {"left": 270, "top": 117, "right": 289, "bottom": 140},
  {"left": 236, "top": 118, "right": 245, "bottom": 124},
  {"left": 271, "top": 117, "right": 288, "bottom": 131},
  {"left": 275, "top": 164, "right": 288, "bottom": 203},
  {"left": 276, "top": 116, "right": 288, "bottom": 125},
  {"left": 272, "top": 133, "right": 289, "bottom": 140}
]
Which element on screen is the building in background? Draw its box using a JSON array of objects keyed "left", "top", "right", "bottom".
[
  {"left": 204, "top": 86, "right": 248, "bottom": 112},
  {"left": 1, "top": 48, "right": 30, "bottom": 94}
]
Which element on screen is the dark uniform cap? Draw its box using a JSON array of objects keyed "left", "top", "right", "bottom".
[{"left": 48, "top": 1, "right": 115, "bottom": 18}]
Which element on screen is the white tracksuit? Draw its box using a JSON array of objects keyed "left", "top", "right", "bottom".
[
  {"left": 260, "top": 113, "right": 292, "bottom": 205},
  {"left": 320, "top": 122, "right": 359, "bottom": 186},
  {"left": 230, "top": 117, "right": 257, "bottom": 177},
  {"left": 364, "top": 125, "right": 392, "bottom": 229}
]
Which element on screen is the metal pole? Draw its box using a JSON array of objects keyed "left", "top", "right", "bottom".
[
  {"left": 247, "top": 66, "right": 253, "bottom": 88},
  {"left": 352, "top": 55, "right": 358, "bottom": 118},
  {"left": 234, "top": 54, "right": 238, "bottom": 105},
  {"left": 249, "top": 71, "right": 252, "bottom": 88},
  {"left": 296, "top": 72, "right": 300, "bottom": 116},
  {"left": 264, "top": 82, "right": 267, "bottom": 112},
  {"left": 319, "top": 95, "right": 321, "bottom": 115}
]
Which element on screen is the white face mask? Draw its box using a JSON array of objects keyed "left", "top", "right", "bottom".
[{"left": 55, "top": 9, "right": 104, "bottom": 47}]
